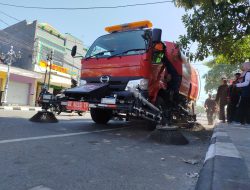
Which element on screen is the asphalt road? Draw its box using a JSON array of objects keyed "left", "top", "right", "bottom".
[{"left": 0, "top": 110, "right": 212, "bottom": 190}]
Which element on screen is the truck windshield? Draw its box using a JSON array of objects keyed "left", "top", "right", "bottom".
[{"left": 85, "top": 30, "right": 148, "bottom": 59}]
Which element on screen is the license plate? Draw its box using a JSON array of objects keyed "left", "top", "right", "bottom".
[
  {"left": 101, "top": 97, "right": 116, "bottom": 104},
  {"left": 66, "top": 101, "right": 89, "bottom": 111},
  {"left": 43, "top": 94, "right": 52, "bottom": 100}
]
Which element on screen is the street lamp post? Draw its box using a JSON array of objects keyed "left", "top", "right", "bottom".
[{"left": 0, "top": 46, "right": 21, "bottom": 105}]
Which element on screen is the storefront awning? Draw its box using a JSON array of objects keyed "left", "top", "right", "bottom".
[{"left": 0, "top": 64, "right": 43, "bottom": 79}]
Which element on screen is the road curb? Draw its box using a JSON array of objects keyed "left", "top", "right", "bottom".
[
  {"left": 0, "top": 106, "right": 41, "bottom": 111},
  {"left": 195, "top": 123, "right": 250, "bottom": 190}
]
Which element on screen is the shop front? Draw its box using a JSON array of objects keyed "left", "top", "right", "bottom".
[
  {"left": 35, "top": 60, "right": 73, "bottom": 100},
  {"left": 8, "top": 74, "right": 36, "bottom": 106},
  {"left": 0, "top": 64, "right": 42, "bottom": 106},
  {"left": 0, "top": 71, "right": 6, "bottom": 104}
]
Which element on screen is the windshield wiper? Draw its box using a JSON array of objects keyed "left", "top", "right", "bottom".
[
  {"left": 85, "top": 50, "right": 114, "bottom": 60},
  {"left": 107, "top": 48, "right": 146, "bottom": 59}
]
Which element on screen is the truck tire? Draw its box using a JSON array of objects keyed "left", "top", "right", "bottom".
[
  {"left": 147, "top": 96, "right": 167, "bottom": 130},
  {"left": 90, "top": 108, "right": 112, "bottom": 124}
]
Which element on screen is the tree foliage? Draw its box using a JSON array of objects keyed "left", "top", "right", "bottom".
[
  {"left": 195, "top": 104, "right": 206, "bottom": 114},
  {"left": 214, "top": 36, "right": 250, "bottom": 64},
  {"left": 175, "top": 0, "right": 250, "bottom": 64},
  {"left": 202, "top": 62, "right": 240, "bottom": 93}
]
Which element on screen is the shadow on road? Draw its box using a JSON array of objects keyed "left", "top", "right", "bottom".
[{"left": 0, "top": 111, "right": 213, "bottom": 147}]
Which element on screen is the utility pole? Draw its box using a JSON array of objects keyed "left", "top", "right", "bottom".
[
  {"left": 47, "top": 50, "right": 54, "bottom": 91},
  {"left": 0, "top": 46, "right": 21, "bottom": 105}
]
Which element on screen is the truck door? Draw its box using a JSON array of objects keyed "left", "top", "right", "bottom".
[{"left": 148, "top": 46, "right": 166, "bottom": 102}]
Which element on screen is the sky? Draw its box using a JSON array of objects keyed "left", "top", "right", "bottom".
[{"left": 0, "top": 0, "right": 209, "bottom": 104}]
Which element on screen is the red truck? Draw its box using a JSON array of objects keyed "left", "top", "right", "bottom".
[{"left": 65, "top": 20, "right": 199, "bottom": 128}]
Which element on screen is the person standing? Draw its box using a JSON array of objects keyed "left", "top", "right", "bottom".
[
  {"left": 227, "top": 73, "right": 241, "bottom": 123},
  {"left": 215, "top": 78, "right": 229, "bottom": 123},
  {"left": 153, "top": 42, "right": 182, "bottom": 103},
  {"left": 204, "top": 94, "right": 217, "bottom": 125},
  {"left": 235, "top": 62, "right": 250, "bottom": 125}
]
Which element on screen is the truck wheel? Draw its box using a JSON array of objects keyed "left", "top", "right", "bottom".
[
  {"left": 147, "top": 96, "right": 167, "bottom": 130},
  {"left": 90, "top": 108, "right": 112, "bottom": 124}
]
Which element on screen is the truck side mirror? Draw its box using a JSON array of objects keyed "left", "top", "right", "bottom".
[
  {"left": 71, "top": 45, "right": 77, "bottom": 57},
  {"left": 152, "top": 28, "right": 162, "bottom": 43}
]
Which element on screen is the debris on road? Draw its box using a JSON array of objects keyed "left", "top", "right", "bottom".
[
  {"left": 164, "top": 174, "right": 176, "bottom": 181},
  {"left": 103, "top": 139, "right": 111, "bottom": 143},
  {"left": 181, "top": 158, "right": 200, "bottom": 165},
  {"left": 88, "top": 140, "right": 100, "bottom": 145},
  {"left": 186, "top": 172, "right": 199, "bottom": 178}
]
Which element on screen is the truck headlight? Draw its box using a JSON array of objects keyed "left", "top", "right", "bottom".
[
  {"left": 80, "top": 80, "right": 87, "bottom": 86},
  {"left": 125, "top": 78, "right": 148, "bottom": 91}
]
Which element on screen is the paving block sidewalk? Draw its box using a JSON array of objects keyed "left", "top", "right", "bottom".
[
  {"left": 0, "top": 106, "right": 41, "bottom": 111},
  {"left": 196, "top": 122, "right": 250, "bottom": 190}
]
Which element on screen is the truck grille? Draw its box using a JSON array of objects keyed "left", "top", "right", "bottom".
[{"left": 83, "top": 76, "right": 142, "bottom": 91}]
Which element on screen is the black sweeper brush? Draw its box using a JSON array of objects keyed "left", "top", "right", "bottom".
[
  {"left": 149, "top": 125, "right": 189, "bottom": 145},
  {"left": 30, "top": 111, "right": 58, "bottom": 123}
]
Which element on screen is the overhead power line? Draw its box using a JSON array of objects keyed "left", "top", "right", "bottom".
[
  {"left": 0, "top": 18, "right": 9, "bottom": 26},
  {"left": 0, "top": 10, "right": 21, "bottom": 22},
  {"left": 0, "top": 1, "right": 173, "bottom": 10},
  {"left": 0, "top": 11, "right": 85, "bottom": 46}
]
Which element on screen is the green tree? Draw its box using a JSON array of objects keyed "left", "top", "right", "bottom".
[
  {"left": 202, "top": 62, "right": 239, "bottom": 93},
  {"left": 175, "top": 0, "right": 250, "bottom": 64},
  {"left": 195, "top": 104, "right": 206, "bottom": 115},
  {"left": 214, "top": 36, "right": 250, "bottom": 64}
]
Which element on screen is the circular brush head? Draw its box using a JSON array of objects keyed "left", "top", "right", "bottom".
[
  {"left": 30, "top": 111, "right": 58, "bottom": 123},
  {"left": 150, "top": 126, "right": 189, "bottom": 145}
]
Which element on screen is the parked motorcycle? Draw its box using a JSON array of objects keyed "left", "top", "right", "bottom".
[
  {"left": 37, "top": 89, "right": 85, "bottom": 116},
  {"left": 53, "top": 93, "right": 84, "bottom": 116}
]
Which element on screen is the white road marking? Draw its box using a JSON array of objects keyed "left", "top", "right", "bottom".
[
  {"left": 0, "top": 127, "right": 129, "bottom": 145},
  {"left": 205, "top": 142, "right": 241, "bottom": 162},
  {"left": 28, "top": 185, "right": 52, "bottom": 190}
]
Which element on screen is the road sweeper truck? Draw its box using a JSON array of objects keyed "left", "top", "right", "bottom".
[{"left": 64, "top": 20, "right": 199, "bottom": 128}]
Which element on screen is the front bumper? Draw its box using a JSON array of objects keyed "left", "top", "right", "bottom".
[{"left": 89, "top": 103, "right": 132, "bottom": 111}]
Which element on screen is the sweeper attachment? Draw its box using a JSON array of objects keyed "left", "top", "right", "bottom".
[
  {"left": 30, "top": 93, "right": 58, "bottom": 123},
  {"left": 149, "top": 125, "right": 189, "bottom": 145},
  {"left": 30, "top": 50, "right": 59, "bottom": 123},
  {"left": 129, "top": 88, "right": 189, "bottom": 145}
]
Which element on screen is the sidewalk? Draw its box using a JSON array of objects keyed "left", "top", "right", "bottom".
[
  {"left": 0, "top": 105, "right": 41, "bottom": 111},
  {"left": 196, "top": 122, "right": 250, "bottom": 190}
]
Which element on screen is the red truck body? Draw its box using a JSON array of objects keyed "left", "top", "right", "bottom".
[
  {"left": 66, "top": 21, "right": 199, "bottom": 125},
  {"left": 81, "top": 41, "right": 199, "bottom": 103}
]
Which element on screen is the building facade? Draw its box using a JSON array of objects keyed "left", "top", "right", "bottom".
[
  {"left": 0, "top": 20, "right": 86, "bottom": 105},
  {"left": 0, "top": 63, "right": 42, "bottom": 106}
]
